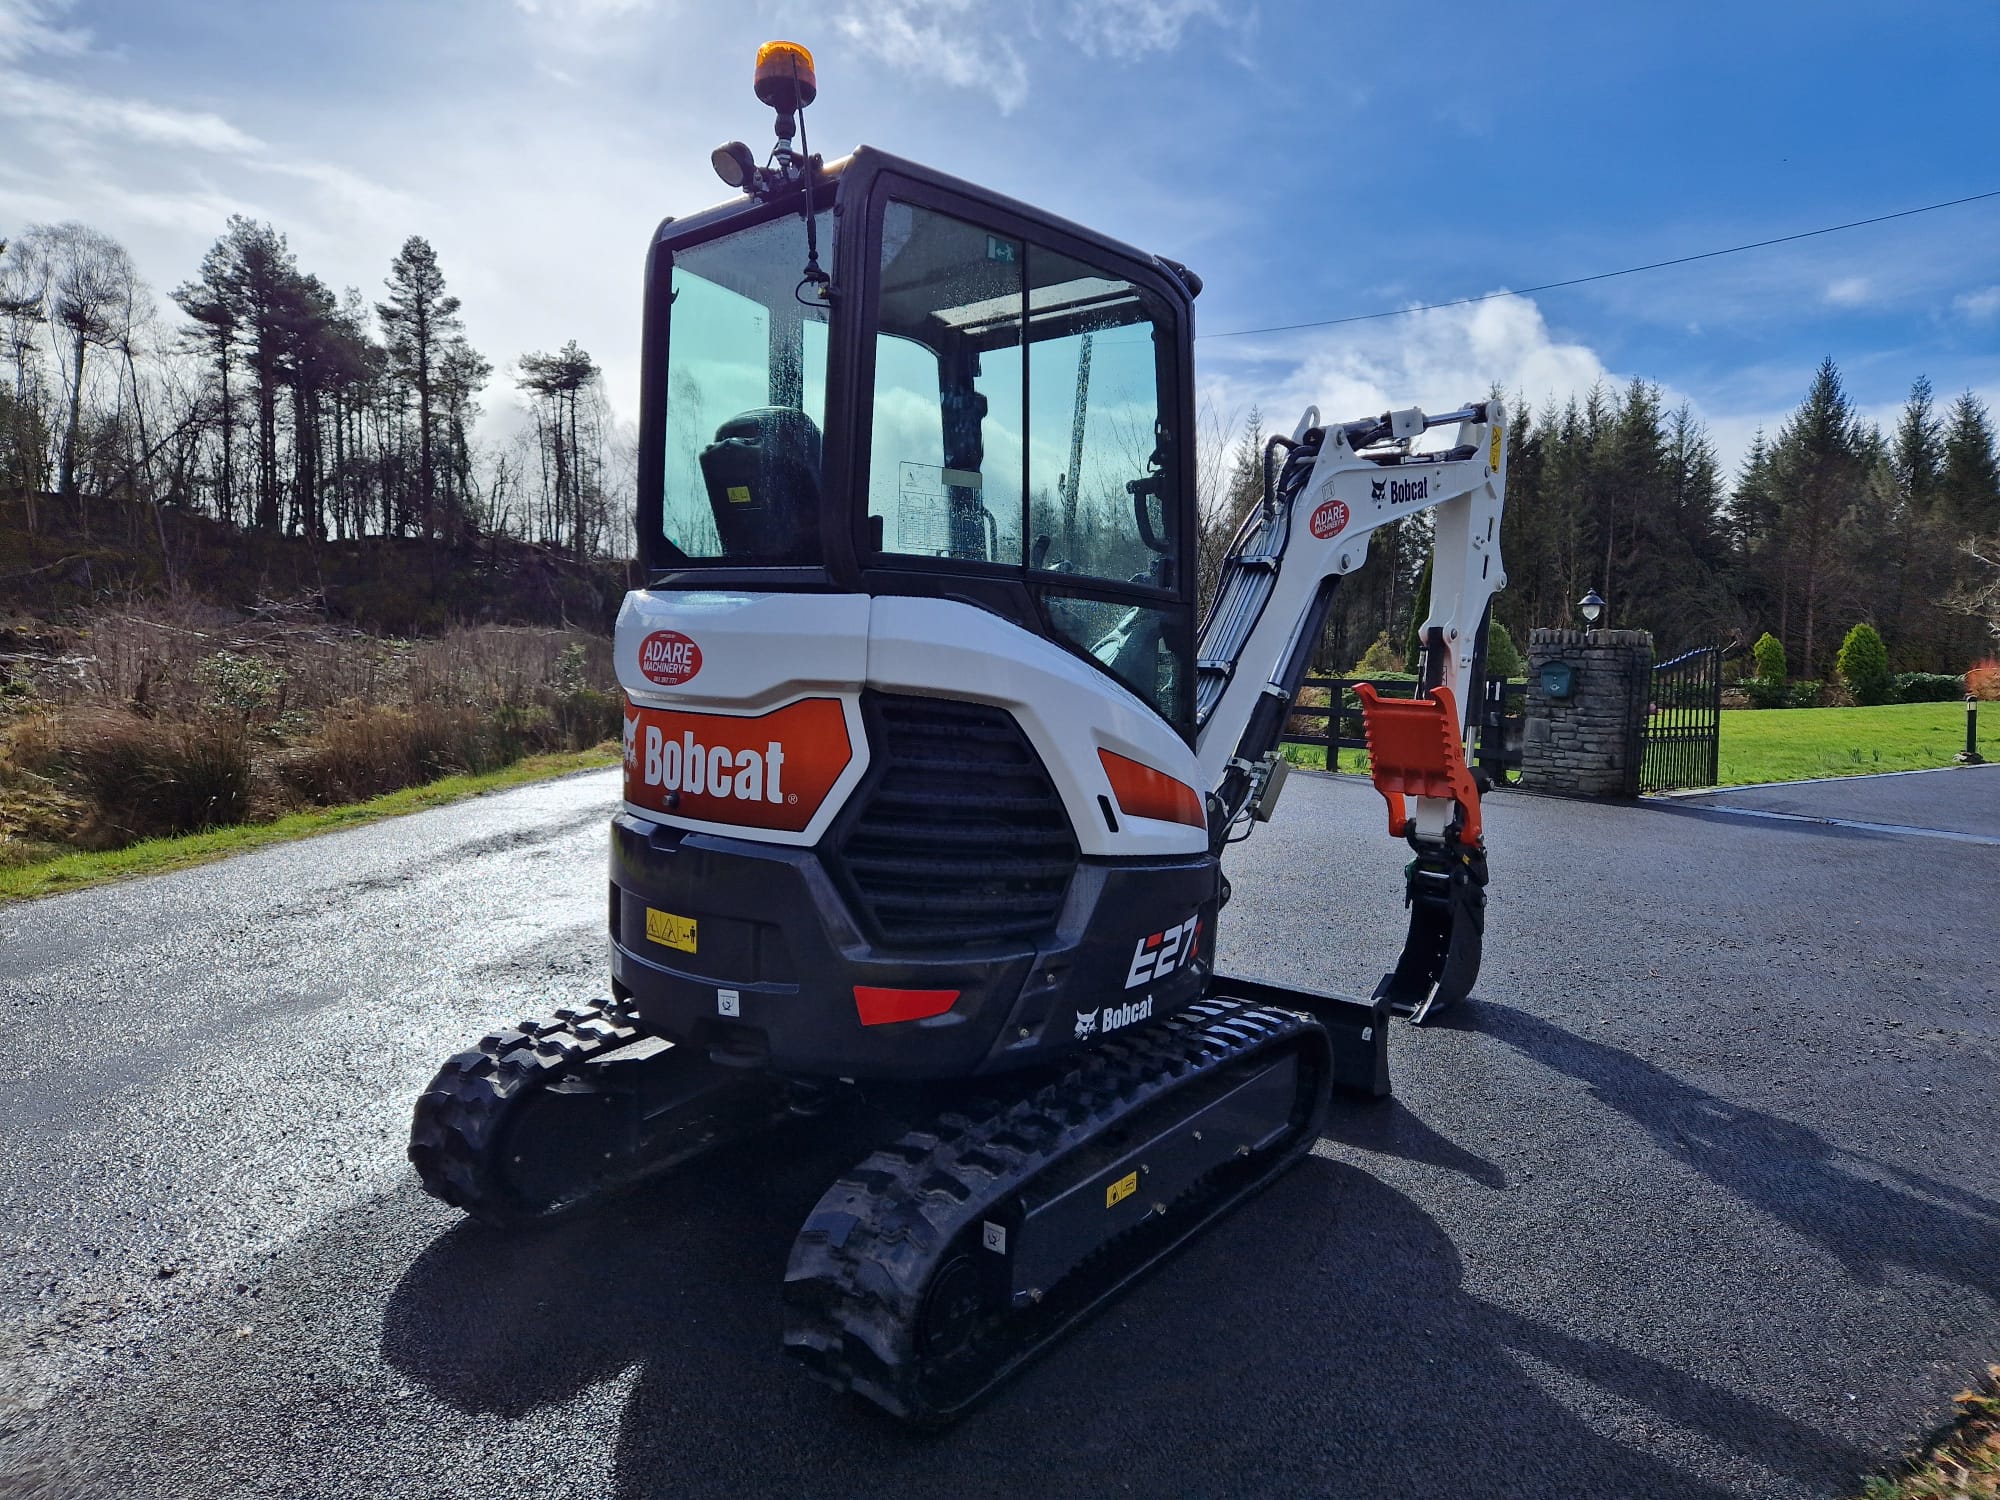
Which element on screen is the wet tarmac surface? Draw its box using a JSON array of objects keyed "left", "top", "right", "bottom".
[
  {"left": 1, "top": 767, "right": 1995, "bottom": 1499},
  {"left": 1677, "top": 763, "right": 2000, "bottom": 840}
]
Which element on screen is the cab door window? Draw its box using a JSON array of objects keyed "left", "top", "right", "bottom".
[
  {"left": 867, "top": 201, "right": 1025, "bottom": 564},
  {"left": 1024, "top": 249, "right": 1175, "bottom": 591}
]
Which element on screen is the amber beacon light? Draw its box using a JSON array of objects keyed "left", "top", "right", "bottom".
[{"left": 754, "top": 40, "right": 817, "bottom": 113}]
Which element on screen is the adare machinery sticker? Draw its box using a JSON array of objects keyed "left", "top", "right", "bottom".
[{"left": 622, "top": 696, "right": 851, "bottom": 833}]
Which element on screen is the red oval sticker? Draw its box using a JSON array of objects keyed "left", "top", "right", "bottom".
[
  {"left": 1309, "top": 499, "right": 1350, "bottom": 539},
  {"left": 637, "top": 629, "right": 702, "bottom": 687}
]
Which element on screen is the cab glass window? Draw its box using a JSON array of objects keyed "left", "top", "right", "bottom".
[
  {"left": 661, "top": 212, "right": 830, "bottom": 563},
  {"left": 1025, "top": 250, "right": 1174, "bottom": 591},
  {"left": 868, "top": 201, "right": 1025, "bottom": 563},
  {"left": 865, "top": 194, "right": 1183, "bottom": 726}
]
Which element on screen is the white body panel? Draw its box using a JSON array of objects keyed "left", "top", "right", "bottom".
[
  {"left": 869, "top": 597, "right": 1204, "bottom": 858},
  {"left": 617, "top": 591, "right": 872, "bottom": 710},
  {"left": 615, "top": 590, "right": 1204, "bottom": 858}
]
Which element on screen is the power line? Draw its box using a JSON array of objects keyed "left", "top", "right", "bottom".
[{"left": 1197, "top": 188, "right": 2000, "bottom": 341}]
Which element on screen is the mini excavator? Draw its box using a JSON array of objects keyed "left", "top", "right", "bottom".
[{"left": 410, "top": 42, "right": 1507, "bottom": 1425}]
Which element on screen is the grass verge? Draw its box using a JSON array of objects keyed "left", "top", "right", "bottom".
[
  {"left": 1719, "top": 700, "right": 1996, "bottom": 785},
  {"left": 1860, "top": 1367, "right": 2000, "bottom": 1499},
  {"left": 0, "top": 743, "right": 618, "bottom": 907}
]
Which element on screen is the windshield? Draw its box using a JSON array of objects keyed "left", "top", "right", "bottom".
[{"left": 660, "top": 212, "right": 830, "bottom": 563}]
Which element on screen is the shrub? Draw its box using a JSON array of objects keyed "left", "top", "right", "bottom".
[
  {"left": 1753, "top": 632, "right": 1786, "bottom": 683},
  {"left": 1893, "top": 672, "right": 1966, "bottom": 703},
  {"left": 55, "top": 707, "right": 252, "bottom": 847},
  {"left": 1789, "top": 679, "right": 1825, "bottom": 708},
  {"left": 546, "top": 685, "right": 621, "bottom": 749},
  {"left": 1969, "top": 660, "right": 2000, "bottom": 702},
  {"left": 1836, "top": 623, "right": 1892, "bottom": 705},
  {"left": 1745, "top": 678, "right": 1792, "bottom": 709},
  {"left": 1350, "top": 633, "right": 1402, "bottom": 677},
  {"left": 278, "top": 703, "right": 492, "bottom": 805},
  {"left": 1484, "top": 621, "right": 1525, "bottom": 680}
]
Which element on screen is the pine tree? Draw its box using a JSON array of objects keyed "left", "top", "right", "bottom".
[
  {"left": 1937, "top": 391, "right": 2000, "bottom": 536},
  {"left": 1767, "top": 358, "right": 1866, "bottom": 677},
  {"left": 378, "top": 236, "right": 465, "bottom": 539},
  {"left": 172, "top": 238, "right": 242, "bottom": 525},
  {"left": 1892, "top": 375, "right": 1942, "bottom": 509}
]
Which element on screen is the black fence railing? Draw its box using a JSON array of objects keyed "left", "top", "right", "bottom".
[{"left": 1283, "top": 674, "right": 1525, "bottom": 786}]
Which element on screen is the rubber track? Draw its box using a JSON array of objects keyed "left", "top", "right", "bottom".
[
  {"left": 409, "top": 999, "right": 642, "bottom": 1227},
  {"left": 781, "top": 997, "right": 1329, "bottom": 1425}
]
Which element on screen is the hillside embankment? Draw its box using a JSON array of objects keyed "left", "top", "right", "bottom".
[{"left": 1, "top": 491, "right": 631, "bottom": 872}]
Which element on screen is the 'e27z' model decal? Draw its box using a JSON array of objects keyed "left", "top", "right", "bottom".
[{"left": 1125, "top": 915, "right": 1201, "bottom": 990}]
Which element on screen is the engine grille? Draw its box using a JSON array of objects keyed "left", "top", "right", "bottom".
[{"left": 835, "top": 695, "right": 1078, "bottom": 947}]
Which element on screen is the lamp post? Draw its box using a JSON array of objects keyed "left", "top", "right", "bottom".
[{"left": 1578, "top": 589, "right": 1605, "bottom": 631}]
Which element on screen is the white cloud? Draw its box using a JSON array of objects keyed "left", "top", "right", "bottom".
[
  {"left": 1206, "top": 295, "right": 1615, "bottom": 437},
  {"left": 837, "top": 0, "right": 1029, "bottom": 112},
  {"left": 1955, "top": 285, "right": 2000, "bottom": 322},
  {"left": 834, "top": 0, "right": 1242, "bottom": 111},
  {"left": 1824, "top": 275, "right": 1871, "bottom": 307},
  {"left": 1059, "top": 0, "right": 1243, "bottom": 60},
  {"left": 0, "top": 0, "right": 85, "bottom": 64},
  {"left": 0, "top": 71, "right": 262, "bottom": 153},
  {"left": 513, "top": 0, "right": 653, "bottom": 14},
  {"left": 1195, "top": 293, "right": 1810, "bottom": 480}
]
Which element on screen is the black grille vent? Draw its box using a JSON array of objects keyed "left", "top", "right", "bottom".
[{"left": 836, "top": 695, "right": 1077, "bottom": 947}]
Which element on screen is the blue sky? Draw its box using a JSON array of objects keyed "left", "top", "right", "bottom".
[{"left": 3, "top": 0, "right": 1996, "bottom": 474}]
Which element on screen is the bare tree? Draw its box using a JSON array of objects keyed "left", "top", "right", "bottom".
[
  {"left": 0, "top": 235, "right": 52, "bottom": 522},
  {"left": 18, "top": 222, "right": 140, "bottom": 517}
]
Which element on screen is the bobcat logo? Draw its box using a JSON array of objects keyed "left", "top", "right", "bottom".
[
  {"left": 622, "top": 711, "right": 639, "bottom": 768},
  {"left": 1370, "top": 478, "right": 1387, "bottom": 501},
  {"left": 1074, "top": 1008, "right": 1099, "bottom": 1040}
]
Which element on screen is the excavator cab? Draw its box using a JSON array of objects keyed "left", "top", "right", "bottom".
[{"left": 636, "top": 145, "right": 1202, "bottom": 731}]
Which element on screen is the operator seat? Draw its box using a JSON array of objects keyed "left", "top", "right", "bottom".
[{"left": 698, "top": 407, "right": 822, "bottom": 563}]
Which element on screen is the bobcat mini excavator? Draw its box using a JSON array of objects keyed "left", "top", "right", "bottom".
[{"left": 410, "top": 41, "right": 1507, "bottom": 1425}]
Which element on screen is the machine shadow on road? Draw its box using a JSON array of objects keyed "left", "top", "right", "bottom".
[
  {"left": 1479, "top": 1003, "right": 2000, "bottom": 1302},
  {"left": 380, "top": 1075, "right": 1878, "bottom": 1500}
]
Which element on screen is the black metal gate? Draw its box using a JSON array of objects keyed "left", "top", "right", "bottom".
[{"left": 1642, "top": 646, "right": 1721, "bottom": 791}]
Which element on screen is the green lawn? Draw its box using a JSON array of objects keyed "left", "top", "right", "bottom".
[
  {"left": 1717, "top": 700, "right": 1994, "bottom": 786},
  {"left": 0, "top": 745, "right": 619, "bottom": 906}
]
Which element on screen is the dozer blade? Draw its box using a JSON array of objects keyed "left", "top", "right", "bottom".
[{"left": 780, "top": 997, "right": 1333, "bottom": 1427}]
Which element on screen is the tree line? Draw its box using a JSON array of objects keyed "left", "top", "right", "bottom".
[
  {"left": 1205, "top": 359, "right": 2000, "bottom": 678},
  {"left": 0, "top": 218, "right": 626, "bottom": 557}
]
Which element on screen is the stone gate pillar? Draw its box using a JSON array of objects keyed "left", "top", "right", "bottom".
[{"left": 1522, "top": 628, "right": 1654, "bottom": 797}]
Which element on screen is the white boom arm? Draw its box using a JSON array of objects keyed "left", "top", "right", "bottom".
[{"left": 1193, "top": 400, "right": 1508, "bottom": 842}]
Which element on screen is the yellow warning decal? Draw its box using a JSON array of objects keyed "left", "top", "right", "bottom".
[
  {"left": 645, "top": 908, "right": 697, "bottom": 952},
  {"left": 726, "top": 485, "right": 752, "bottom": 504},
  {"left": 1106, "top": 1170, "right": 1139, "bottom": 1209},
  {"left": 1489, "top": 425, "right": 1503, "bottom": 469}
]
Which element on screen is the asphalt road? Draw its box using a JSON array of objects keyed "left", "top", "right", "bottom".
[{"left": 1, "top": 766, "right": 1995, "bottom": 1500}]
